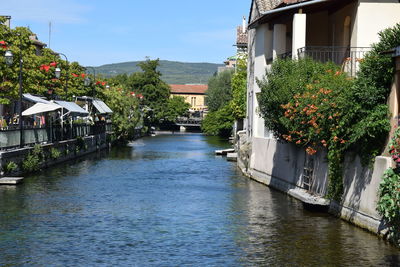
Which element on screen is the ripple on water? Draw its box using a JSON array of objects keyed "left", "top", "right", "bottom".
[{"left": 0, "top": 133, "right": 399, "bottom": 266}]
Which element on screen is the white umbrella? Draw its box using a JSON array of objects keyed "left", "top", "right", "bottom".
[{"left": 22, "top": 103, "right": 61, "bottom": 116}]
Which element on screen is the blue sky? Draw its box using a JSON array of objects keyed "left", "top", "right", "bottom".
[{"left": 2, "top": 0, "right": 251, "bottom": 67}]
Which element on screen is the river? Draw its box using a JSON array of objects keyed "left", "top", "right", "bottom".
[{"left": 0, "top": 133, "right": 399, "bottom": 266}]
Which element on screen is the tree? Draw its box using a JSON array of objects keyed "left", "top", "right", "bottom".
[
  {"left": 201, "top": 105, "right": 234, "bottom": 136},
  {"left": 230, "top": 56, "right": 247, "bottom": 120},
  {"left": 102, "top": 86, "right": 141, "bottom": 141},
  {"left": 206, "top": 70, "right": 233, "bottom": 112},
  {"left": 124, "top": 59, "right": 170, "bottom": 126},
  {"left": 164, "top": 96, "right": 190, "bottom": 122}
]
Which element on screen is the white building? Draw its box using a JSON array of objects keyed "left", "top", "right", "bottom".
[{"left": 242, "top": 0, "right": 400, "bottom": 234}]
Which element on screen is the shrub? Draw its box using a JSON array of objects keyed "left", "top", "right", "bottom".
[
  {"left": 3, "top": 161, "right": 18, "bottom": 174},
  {"left": 22, "top": 144, "right": 44, "bottom": 172},
  {"left": 201, "top": 105, "right": 234, "bottom": 136},
  {"left": 50, "top": 148, "right": 61, "bottom": 159},
  {"left": 377, "top": 167, "right": 400, "bottom": 245}
]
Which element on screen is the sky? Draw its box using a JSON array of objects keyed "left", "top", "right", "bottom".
[{"left": 2, "top": 0, "right": 251, "bottom": 67}]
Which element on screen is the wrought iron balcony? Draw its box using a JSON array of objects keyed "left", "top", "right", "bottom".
[{"left": 297, "top": 46, "right": 371, "bottom": 76}]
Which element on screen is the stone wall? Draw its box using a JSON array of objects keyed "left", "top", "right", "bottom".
[
  {"left": 0, "top": 133, "right": 110, "bottom": 177},
  {"left": 237, "top": 135, "right": 392, "bottom": 236}
]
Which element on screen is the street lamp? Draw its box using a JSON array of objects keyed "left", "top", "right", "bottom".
[
  {"left": 54, "top": 67, "right": 61, "bottom": 79},
  {"left": 52, "top": 52, "right": 69, "bottom": 94},
  {"left": 4, "top": 50, "right": 13, "bottom": 65},
  {"left": 84, "top": 76, "right": 91, "bottom": 87},
  {"left": 4, "top": 43, "right": 24, "bottom": 147}
]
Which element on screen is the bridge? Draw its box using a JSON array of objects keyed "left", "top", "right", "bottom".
[{"left": 175, "top": 117, "right": 202, "bottom": 127}]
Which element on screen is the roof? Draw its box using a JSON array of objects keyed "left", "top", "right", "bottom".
[
  {"left": 22, "top": 103, "right": 60, "bottom": 116},
  {"left": 169, "top": 84, "right": 208, "bottom": 94},
  {"left": 249, "top": 0, "right": 328, "bottom": 28},
  {"left": 29, "top": 34, "right": 47, "bottom": 48},
  {"left": 54, "top": 101, "right": 89, "bottom": 116},
  {"left": 23, "top": 93, "right": 51, "bottom": 104},
  {"left": 92, "top": 99, "right": 113, "bottom": 114},
  {"left": 236, "top": 26, "right": 248, "bottom": 45}
]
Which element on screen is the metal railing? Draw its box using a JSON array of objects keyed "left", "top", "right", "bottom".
[
  {"left": 297, "top": 46, "right": 371, "bottom": 76},
  {"left": 175, "top": 117, "right": 202, "bottom": 127},
  {"left": 0, "top": 122, "right": 112, "bottom": 150}
]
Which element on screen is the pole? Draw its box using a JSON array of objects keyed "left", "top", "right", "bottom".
[
  {"left": 53, "top": 52, "right": 69, "bottom": 95},
  {"left": 18, "top": 43, "right": 23, "bottom": 148}
]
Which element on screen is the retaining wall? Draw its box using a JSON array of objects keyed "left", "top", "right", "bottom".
[{"left": 239, "top": 135, "right": 392, "bottom": 236}]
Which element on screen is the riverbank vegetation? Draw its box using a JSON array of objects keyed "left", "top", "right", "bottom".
[
  {"left": 258, "top": 24, "right": 400, "bottom": 201},
  {"left": 201, "top": 56, "right": 247, "bottom": 136}
]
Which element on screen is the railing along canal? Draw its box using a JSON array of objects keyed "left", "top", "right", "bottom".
[{"left": 0, "top": 122, "right": 113, "bottom": 150}]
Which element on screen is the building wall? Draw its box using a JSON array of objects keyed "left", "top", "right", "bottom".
[
  {"left": 353, "top": 2, "right": 400, "bottom": 47},
  {"left": 170, "top": 93, "right": 206, "bottom": 111}
]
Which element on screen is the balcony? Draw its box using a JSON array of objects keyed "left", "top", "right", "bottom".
[{"left": 297, "top": 46, "right": 371, "bottom": 77}]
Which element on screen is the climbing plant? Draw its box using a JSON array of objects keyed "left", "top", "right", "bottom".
[{"left": 257, "top": 19, "right": 400, "bottom": 201}]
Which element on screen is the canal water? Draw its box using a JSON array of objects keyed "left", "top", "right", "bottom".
[{"left": 0, "top": 133, "right": 399, "bottom": 266}]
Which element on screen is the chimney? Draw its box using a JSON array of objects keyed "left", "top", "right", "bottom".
[{"left": 242, "top": 16, "right": 246, "bottom": 33}]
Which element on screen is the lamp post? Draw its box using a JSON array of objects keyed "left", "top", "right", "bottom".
[
  {"left": 52, "top": 52, "right": 68, "bottom": 94},
  {"left": 85, "top": 66, "right": 96, "bottom": 98},
  {"left": 4, "top": 44, "right": 24, "bottom": 148}
]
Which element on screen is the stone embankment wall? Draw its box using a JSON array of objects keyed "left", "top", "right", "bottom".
[
  {"left": 0, "top": 133, "right": 110, "bottom": 177},
  {"left": 236, "top": 131, "right": 391, "bottom": 236}
]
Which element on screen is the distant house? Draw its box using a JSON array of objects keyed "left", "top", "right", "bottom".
[{"left": 169, "top": 84, "right": 208, "bottom": 111}]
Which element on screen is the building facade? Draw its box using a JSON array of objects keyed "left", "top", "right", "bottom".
[
  {"left": 241, "top": 0, "right": 400, "bottom": 235},
  {"left": 169, "top": 84, "right": 208, "bottom": 111}
]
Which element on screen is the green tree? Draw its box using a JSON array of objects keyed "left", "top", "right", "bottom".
[
  {"left": 201, "top": 105, "right": 234, "bottom": 136},
  {"left": 164, "top": 96, "right": 190, "bottom": 122},
  {"left": 206, "top": 70, "right": 233, "bottom": 112},
  {"left": 230, "top": 56, "right": 247, "bottom": 119},
  {"left": 103, "top": 86, "right": 140, "bottom": 141}
]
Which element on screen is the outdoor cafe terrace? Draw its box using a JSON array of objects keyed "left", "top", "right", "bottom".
[{"left": 0, "top": 94, "right": 113, "bottom": 150}]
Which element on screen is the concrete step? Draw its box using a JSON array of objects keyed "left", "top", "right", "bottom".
[
  {"left": 226, "top": 152, "right": 238, "bottom": 162},
  {"left": 0, "top": 177, "right": 24, "bottom": 185}
]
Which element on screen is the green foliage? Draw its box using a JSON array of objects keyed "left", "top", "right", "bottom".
[
  {"left": 3, "top": 161, "right": 18, "bottom": 174},
  {"left": 164, "top": 96, "right": 190, "bottom": 122},
  {"left": 206, "top": 70, "right": 233, "bottom": 112},
  {"left": 102, "top": 86, "right": 141, "bottom": 141},
  {"left": 257, "top": 54, "right": 391, "bottom": 200},
  {"left": 75, "top": 136, "right": 87, "bottom": 152},
  {"left": 22, "top": 144, "right": 43, "bottom": 172},
  {"left": 377, "top": 167, "right": 400, "bottom": 244},
  {"left": 50, "top": 148, "right": 61, "bottom": 160},
  {"left": 0, "top": 24, "right": 91, "bottom": 102},
  {"left": 201, "top": 105, "right": 234, "bottom": 136},
  {"left": 230, "top": 56, "right": 247, "bottom": 119}
]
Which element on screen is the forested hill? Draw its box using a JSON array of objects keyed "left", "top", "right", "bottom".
[{"left": 94, "top": 60, "right": 223, "bottom": 84}]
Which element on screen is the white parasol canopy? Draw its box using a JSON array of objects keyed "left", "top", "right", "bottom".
[{"left": 22, "top": 102, "right": 61, "bottom": 116}]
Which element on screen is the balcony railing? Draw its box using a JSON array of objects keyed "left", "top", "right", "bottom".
[{"left": 297, "top": 46, "right": 371, "bottom": 76}]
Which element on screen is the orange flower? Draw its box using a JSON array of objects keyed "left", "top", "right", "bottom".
[{"left": 306, "top": 147, "right": 317, "bottom": 155}]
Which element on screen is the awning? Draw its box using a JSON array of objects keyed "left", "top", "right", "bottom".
[
  {"left": 22, "top": 103, "right": 61, "bottom": 116},
  {"left": 54, "top": 100, "right": 89, "bottom": 116},
  {"left": 92, "top": 99, "right": 113, "bottom": 114},
  {"left": 23, "top": 93, "right": 52, "bottom": 104}
]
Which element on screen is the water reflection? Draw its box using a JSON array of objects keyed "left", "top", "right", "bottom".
[{"left": 0, "top": 133, "right": 398, "bottom": 266}]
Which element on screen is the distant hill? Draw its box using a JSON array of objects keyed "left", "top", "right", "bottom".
[{"left": 93, "top": 60, "right": 224, "bottom": 84}]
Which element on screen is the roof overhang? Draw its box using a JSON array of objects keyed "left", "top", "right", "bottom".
[{"left": 249, "top": 0, "right": 341, "bottom": 29}]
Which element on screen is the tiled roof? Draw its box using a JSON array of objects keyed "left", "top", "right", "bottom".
[
  {"left": 256, "top": 0, "right": 308, "bottom": 13},
  {"left": 236, "top": 26, "right": 248, "bottom": 45},
  {"left": 170, "top": 84, "right": 208, "bottom": 94}
]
